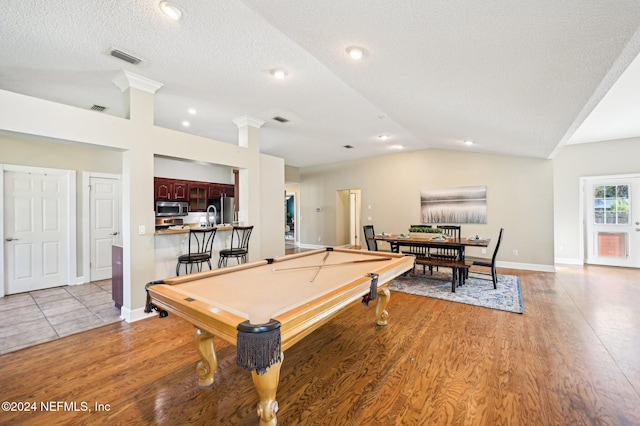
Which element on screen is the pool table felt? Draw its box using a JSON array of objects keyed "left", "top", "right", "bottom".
[{"left": 155, "top": 249, "right": 402, "bottom": 324}]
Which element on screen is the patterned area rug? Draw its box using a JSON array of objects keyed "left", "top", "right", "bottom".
[{"left": 390, "top": 271, "right": 524, "bottom": 314}]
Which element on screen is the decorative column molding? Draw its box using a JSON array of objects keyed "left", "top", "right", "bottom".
[
  {"left": 112, "top": 71, "right": 163, "bottom": 124},
  {"left": 233, "top": 115, "right": 265, "bottom": 150},
  {"left": 112, "top": 70, "right": 163, "bottom": 94},
  {"left": 232, "top": 115, "right": 266, "bottom": 129}
]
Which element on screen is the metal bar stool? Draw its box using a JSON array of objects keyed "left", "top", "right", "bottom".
[
  {"left": 218, "top": 225, "right": 253, "bottom": 268},
  {"left": 176, "top": 228, "right": 217, "bottom": 276}
]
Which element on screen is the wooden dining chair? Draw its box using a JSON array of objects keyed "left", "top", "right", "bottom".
[
  {"left": 425, "top": 225, "right": 461, "bottom": 275},
  {"left": 465, "top": 228, "right": 504, "bottom": 288},
  {"left": 430, "top": 225, "right": 461, "bottom": 261}
]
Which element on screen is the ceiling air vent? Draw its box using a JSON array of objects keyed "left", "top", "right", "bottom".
[
  {"left": 272, "top": 116, "right": 289, "bottom": 123},
  {"left": 109, "top": 48, "right": 142, "bottom": 65},
  {"left": 90, "top": 105, "right": 107, "bottom": 112},
  {"left": 343, "top": 145, "right": 354, "bottom": 149}
]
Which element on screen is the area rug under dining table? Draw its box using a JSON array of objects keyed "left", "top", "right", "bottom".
[{"left": 390, "top": 271, "right": 524, "bottom": 314}]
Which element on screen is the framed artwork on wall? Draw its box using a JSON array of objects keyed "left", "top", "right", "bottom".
[{"left": 420, "top": 185, "right": 487, "bottom": 224}]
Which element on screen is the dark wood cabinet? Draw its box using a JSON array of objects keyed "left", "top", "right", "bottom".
[
  {"left": 155, "top": 177, "right": 234, "bottom": 212},
  {"left": 220, "top": 184, "right": 234, "bottom": 197},
  {"left": 154, "top": 178, "right": 188, "bottom": 201},
  {"left": 208, "top": 183, "right": 222, "bottom": 200},
  {"left": 188, "top": 183, "right": 209, "bottom": 212},
  {"left": 112, "top": 245, "right": 123, "bottom": 308}
]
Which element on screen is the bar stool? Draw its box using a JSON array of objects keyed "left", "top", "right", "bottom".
[
  {"left": 218, "top": 225, "right": 253, "bottom": 267},
  {"left": 176, "top": 228, "right": 217, "bottom": 276}
]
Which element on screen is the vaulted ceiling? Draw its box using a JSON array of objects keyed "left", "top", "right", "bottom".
[{"left": 2, "top": 1, "right": 640, "bottom": 167}]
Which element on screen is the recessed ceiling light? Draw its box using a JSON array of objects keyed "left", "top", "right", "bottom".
[
  {"left": 390, "top": 145, "right": 403, "bottom": 150},
  {"left": 378, "top": 134, "right": 390, "bottom": 140},
  {"left": 182, "top": 121, "right": 190, "bottom": 127},
  {"left": 464, "top": 140, "right": 474, "bottom": 146},
  {"left": 346, "top": 46, "right": 365, "bottom": 60},
  {"left": 270, "top": 68, "right": 288, "bottom": 79},
  {"left": 188, "top": 108, "right": 197, "bottom": 115},
  {"left": 159, "top": 1, "right": 182, "bottom": 20}
]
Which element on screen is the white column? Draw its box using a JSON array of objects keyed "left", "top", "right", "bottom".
[{"left": 112, "top": 71, "right": 163, "bottom": 321}]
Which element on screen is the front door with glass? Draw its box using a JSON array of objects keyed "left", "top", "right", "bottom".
[{"left": 585, "top": 176, "right": 640, "bottom": 267}]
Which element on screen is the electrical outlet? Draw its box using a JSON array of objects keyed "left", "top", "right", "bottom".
[
  {"left": 481, "top": 248, "right": 487, "bottom": 254},
  {"left": 513, "top": 249, "right": 518, "bottom": 256}
]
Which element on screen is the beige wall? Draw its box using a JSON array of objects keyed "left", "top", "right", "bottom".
[
  {"left": 300, "top": 149, "right": 555, "bottom": 270},
  {"left": 0, "top": 88, "right": 285, "bottom": 319},
  {"left": 260, "top": 154, "right": 285, "bottom": 259},
  {"left": 553, "top": 137, "right": 640, "bottom": 263},
  {"left": 0, "top": 133, "right": 123, "bottom": 276}
]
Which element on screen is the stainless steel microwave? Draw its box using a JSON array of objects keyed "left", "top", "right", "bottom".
[{"left": 155, "top": 201, "right": 188, "bottom": 217}]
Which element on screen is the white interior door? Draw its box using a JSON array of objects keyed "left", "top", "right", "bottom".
[
  {"left": 585, "top": 176, "right": 640, "bottom": 267},
  {"left": 4, "top": 170, "right": 69, "bottom": 293},
  {"left": 349, "top": 189, "right": 361, "bottom": 249},
  {"left": 90, "top": 176, "right": 120, "bottom": 281}
]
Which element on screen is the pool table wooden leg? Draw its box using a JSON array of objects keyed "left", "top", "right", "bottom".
[
  {"left": 251, "top": 353, "right": 283, "bottom": 426},
  {"left": 194, "top": 328, "right": 217, "bottom": 387},
  {"left": 375, "top": 287, "right": 391, "bottom": 326}
]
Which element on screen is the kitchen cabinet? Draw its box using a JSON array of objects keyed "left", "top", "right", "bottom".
[
  {"left": 207, "top": 183, "right": 234, "bottom": 198},
  {"left": 112, "top": 245, "right": 123, "bottom": 308},
  {"left": 155, "top": 178, "right": 188, "bottom": 201},
  {"left": 155, "top": 177, "right": 234, "bottom": 212},
  {"left": 188, "top": 183, "right": 209, "bottom": 212},
  {"left": 220, "top": 184, "right": 234, "bottom": 197},
  {"left": 208, "top": 183, "right": 222, "bottom": 200}
]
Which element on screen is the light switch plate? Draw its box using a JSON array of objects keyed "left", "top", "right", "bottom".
[{"left": 138, "top": 225, "right": 145, "bottom": 235}]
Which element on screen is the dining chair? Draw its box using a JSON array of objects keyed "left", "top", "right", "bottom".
[
  {"left": 176, "top": 228, "right": 217, "bottom": 275},
  {"left": 430, "top": 225, "right": 461, "bottom": 260},
  {"left": 422, "top": 225, "right": 461, "bottom": 275},
  {"left": 218, "top": 225, "right": 253, "bottom": 267},
  {"left": 363, "top": 225, "right": 379, "bottom": 251},
  {"left": 363, "top": 225, "right": 394, "bottom": 252},
  {"left": 465, "top": 228, "right": 504, "bottom": 288}
]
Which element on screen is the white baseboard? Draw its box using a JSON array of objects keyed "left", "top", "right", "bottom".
[
  {"left": 496, "top": 261, "right": 556, "bottom": 272},
  {"left": 121, "top": 306, "right": 157, "bottom": 323},
  {"left": 73, "top": 275, "right": 87, "bottom": 285},
  {"left": 297, "top": 243, "right": 328, "bottom": 249},
  {"left": 554, "top": 257, "right": 584, "bottom": 265}
]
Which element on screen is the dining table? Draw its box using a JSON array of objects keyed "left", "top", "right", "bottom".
[
  {"left": 373, "top": 233, "right": 490, "bottom": 255},
  {"left": 372, "top": 232, "right": 491, "bottom": 290}
]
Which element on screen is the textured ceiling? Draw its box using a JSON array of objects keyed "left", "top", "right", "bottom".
[{"left": 2, "top": 0, "right": 640, "bottom": 167}]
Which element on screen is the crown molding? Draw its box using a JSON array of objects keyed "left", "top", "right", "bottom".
[
  {"left": 112, "top": 70, "right": 163, "bottom": 93},
  {"left": 233, "top": 115, "right": 266, "bottom": 129}
]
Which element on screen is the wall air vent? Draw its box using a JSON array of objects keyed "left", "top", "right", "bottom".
[
  {"left": 343, "top": 145, "right": 354, "bottom": 149},
  {"left": 109, "top": 48, "right": 142, "bottom": 65},
  {"left": 90, "top": 105, "right": 107, "bottom": 112},
  {"left": 272, "top": 116, "right": 289, "bottom": 123}
]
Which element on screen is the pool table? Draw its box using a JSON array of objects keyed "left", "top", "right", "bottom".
[{"left": 145, "top": 247, "right": 414, "bottom": 425}]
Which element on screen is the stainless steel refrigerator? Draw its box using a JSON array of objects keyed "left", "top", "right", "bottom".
[{"left": 213, "top": 196, "right": 235, "bottom": 225}]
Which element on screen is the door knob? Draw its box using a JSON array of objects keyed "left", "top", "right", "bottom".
[
  {"left": 110, "top": 232, "right": 119, "bottom": 236},
  {"left": 5, "top": 237, "right": 19, "bottom": 241}
]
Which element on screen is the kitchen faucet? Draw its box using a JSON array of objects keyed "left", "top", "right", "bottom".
[{"left": 206, "top": 205, "right": 217, "bottom": 227}]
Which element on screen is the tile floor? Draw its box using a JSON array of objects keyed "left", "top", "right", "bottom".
[{"left": 0, "top": 280, "right": 122, "bottom": 355}]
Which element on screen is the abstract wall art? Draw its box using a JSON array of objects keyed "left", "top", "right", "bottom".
[{"left": 420, "top": 186, "right": 487, "bottom": 224}]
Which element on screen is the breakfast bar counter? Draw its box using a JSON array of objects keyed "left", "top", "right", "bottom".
[{"left": 154, "top": 225, "right": 239, "bottom": 279}]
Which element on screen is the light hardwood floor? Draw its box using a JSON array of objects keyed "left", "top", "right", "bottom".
[{"left": 0, "top": 265, "right": 639, "bottom": 425}]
